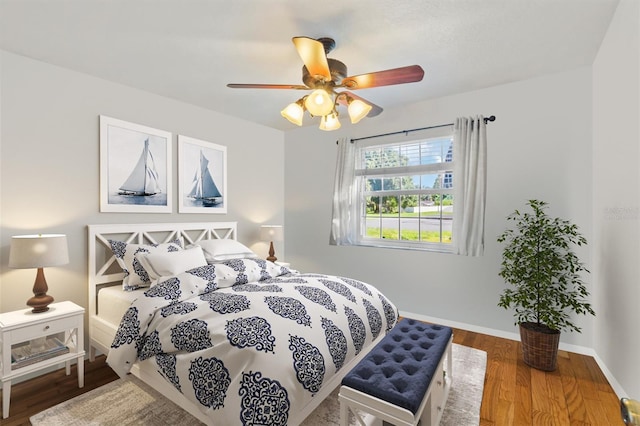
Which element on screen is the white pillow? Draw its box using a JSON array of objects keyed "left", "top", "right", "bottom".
[
  {"left": 189, "top": 239, "right": 258, "bottom": 263},
  {"left": 109, "top": 239, "right": 183, "bottom": 290},
  {"left": 137, "top": 246, "right": 208, "bottom": 285}
]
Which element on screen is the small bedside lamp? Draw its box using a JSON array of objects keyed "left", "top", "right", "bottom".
[
  {"left": 260, "top": 225, "right": 283, "bottom": 262},
  {"left": 9, "top": 234, "right": 69, "bottom": 313}
]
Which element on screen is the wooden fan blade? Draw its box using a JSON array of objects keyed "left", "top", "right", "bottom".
[
  {"left": 336, "top": 91, "right": 383, "bottom": 117},
  {"left": 340, "top": 65, "right": 424, "bottom": 90},
  {"left": 227, "top": 83, "right": 309, "bottom": 90},
  {"left": 292, "top": 37, "right": 331, "bottom": 80}
]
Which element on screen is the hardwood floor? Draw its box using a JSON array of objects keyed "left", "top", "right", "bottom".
[
  {"left": 452, "top": 328, "right": 621, "bottom": 425},
  {"left": 1, "top": 356, "right": 118, "bottom": 426},
  {"left": 1, "top": 329, "right": 621, "bottom": 425}
]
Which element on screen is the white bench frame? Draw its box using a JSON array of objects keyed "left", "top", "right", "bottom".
[{"left": 339, "top": 335, "right": 453, "bottom": 426}]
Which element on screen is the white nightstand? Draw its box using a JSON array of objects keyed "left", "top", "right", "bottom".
[{"left": 0, "top": 301, "right": 85, "bottom": 418}]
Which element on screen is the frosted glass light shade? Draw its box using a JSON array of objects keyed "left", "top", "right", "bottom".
[
  {"left": 319, "top": 113, "right": 341, "bottom": 131},
  {"left": 348, "top": 99, "right": 373, "bottom": 124},
  {"left": 304, "top": 89, "right": 334, "bottom": 116},
  {"left": 281, "top": 102, "right": 304, "bottom": 126}
]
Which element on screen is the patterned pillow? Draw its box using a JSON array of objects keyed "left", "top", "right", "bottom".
[
  {"left": 217, "top": 258, "right": 290, "bottom": 287},
  {"left": 109, "top": 239, "right": 183, "bottom": 290}
]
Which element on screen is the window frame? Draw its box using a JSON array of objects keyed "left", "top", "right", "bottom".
[{"left": 350, "top": 128, "right": 455, "bottom": 253}]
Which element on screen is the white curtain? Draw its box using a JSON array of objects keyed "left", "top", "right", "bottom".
[
  {"left": 453, "top": 116, "right": 487, "bottom": 256},
  {"left": 329, "top": 138, "right": 357, "bottom": 245}
]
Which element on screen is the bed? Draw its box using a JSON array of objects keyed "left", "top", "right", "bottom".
[{"left": 88, "top": 222, "right": 398, "bottom": 425}]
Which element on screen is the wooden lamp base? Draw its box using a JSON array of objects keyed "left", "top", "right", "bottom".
[
  {"left": 266, "top": 241, "right": 277, "bottom": 262},
  {"left": 27, "top": 267, "right": 55, "bottom": 313}
]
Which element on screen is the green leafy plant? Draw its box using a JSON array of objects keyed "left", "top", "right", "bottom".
[{"left": 497, "top": 199, "right": 595, "bottom": 333}]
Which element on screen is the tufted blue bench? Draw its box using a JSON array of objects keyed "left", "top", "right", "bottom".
[{"left": 338, "top": 318, "right": 453, "bottom": 426}]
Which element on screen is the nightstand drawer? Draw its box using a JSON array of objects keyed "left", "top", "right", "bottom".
[{"left": 9, "top": 315, "right": 80, "bottom": 344}]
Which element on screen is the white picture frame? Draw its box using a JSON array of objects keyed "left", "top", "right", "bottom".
[
  {"left": 99, "top": 115, "right": 172, "bottom": 213},
  {"left": 178, "top": 135, "right": 227, "bottom": 214}
]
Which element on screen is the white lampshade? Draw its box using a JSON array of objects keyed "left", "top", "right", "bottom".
[
  {"left": 281, "top": 101, "right": 304, "bottom": 126},
  {"left": 260, "top": 225, "right": 284, "bottom": 242},
  {"left": 319, "top": 113, "right": 341, "bottom": 131},
  {"left": 9, "top": 234, "right": 69, "bottom": 269},
  {"left": 304, "top": 89, "right": 334, "bottom": 117},
  {"left": 348, "top": 99, "right": 373, "bottom": 124}
]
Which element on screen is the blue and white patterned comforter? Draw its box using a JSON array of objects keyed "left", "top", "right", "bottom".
[{"left": 106, "top": 259, "right": 398, "bottom": 425}]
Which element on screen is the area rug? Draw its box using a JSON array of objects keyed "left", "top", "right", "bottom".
[
  {"left": 435, "top": 344, "right": 487, "bottom": 426},
  {"left": 31, "top": 344, "right": 486, "bottom": 425}
]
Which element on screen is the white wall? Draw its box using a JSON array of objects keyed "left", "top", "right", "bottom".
[
  {"left": 285, "top": 66, "right": 595, "bottom": 348},
  {"left": 593, "top": 0, "right": 639, "bottom": 398},
  {"left": 0, "top": 51, "right": 286, "bottom": 316}
]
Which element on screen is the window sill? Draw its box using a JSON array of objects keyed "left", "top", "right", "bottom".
[{"left": 354, "top": 240, "right": 453, "bottom": 254}]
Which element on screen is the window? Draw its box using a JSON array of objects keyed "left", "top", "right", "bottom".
[{"left": 353, "top": 133, "right": 454, "bottom": 252}]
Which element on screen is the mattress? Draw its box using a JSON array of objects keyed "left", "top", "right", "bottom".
[{"left": 97, "top": 286, "right": 145, "bottom": 326}]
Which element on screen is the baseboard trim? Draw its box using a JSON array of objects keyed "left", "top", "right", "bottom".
[{"left": 591, "top": 352, "right": 627, "bottom": 399}]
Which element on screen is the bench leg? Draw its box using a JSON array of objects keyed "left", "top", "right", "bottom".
[
  {"left": 340, "top": 400, "right": 350, "bottom": 426},
  {"left": 447, "top": 339, "right": 453, "bottom": 383}
]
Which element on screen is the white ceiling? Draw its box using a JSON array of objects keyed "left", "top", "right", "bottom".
[{"left": 0, "top": 0, "right": 619, "bottom": 131}]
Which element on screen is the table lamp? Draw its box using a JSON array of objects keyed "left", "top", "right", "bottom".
[
  {"left": 260, "top": 225, "right": 283, "bottom": 262},
  {"left": 9, "top": 234, "right": 69, "bottom": 313}
]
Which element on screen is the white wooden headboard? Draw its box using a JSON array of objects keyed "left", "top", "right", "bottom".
[
  {"left": 87, "top": 222, "right": 238, "bottom": 360},
  {"left": 87, "top": 222, "right": 237, "bottom": 318}
]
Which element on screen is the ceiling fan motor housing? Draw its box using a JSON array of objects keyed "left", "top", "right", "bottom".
[
  {"left": 302, "top": 58, "right": 347, "bottom": 90},
  {"left": 317, "top": 37, "right": 336, "bottom": 54}
]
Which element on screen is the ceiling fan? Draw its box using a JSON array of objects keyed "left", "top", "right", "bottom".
[{"left": 227, "top": 36, "right": 425, "bottom": 130}]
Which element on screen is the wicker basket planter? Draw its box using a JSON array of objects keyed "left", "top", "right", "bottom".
[{"left": 519, "top": 322, "right": 561, "bottom": 371}]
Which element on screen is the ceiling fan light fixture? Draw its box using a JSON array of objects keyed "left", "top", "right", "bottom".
[
  {"left": 281, "top": 100, "right": 305, "bottom": 126},
  {"left": 319, "top": 112, "right": 341, "bottom": 131},
  {"left": 228, "top": 37, "right": 426, "bottom": 130},
  {"left": 305, "top": 89, "right": 334, "bottom": 117},
  {"left": 347, "top": 99, "right": 373, "bottom": 124}
]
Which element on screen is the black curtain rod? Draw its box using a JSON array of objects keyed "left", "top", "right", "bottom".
[{"left": 348, "top": 115, "right": 496, "bottom": 143}]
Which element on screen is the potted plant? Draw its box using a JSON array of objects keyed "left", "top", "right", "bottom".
[{"left": 497, "top": 199, "right": 595, "bottom": 371}]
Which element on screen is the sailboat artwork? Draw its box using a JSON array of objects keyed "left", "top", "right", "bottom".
[
  {"left": 188, "top": 150, "right": 223, "bottom": 206},
  {"left": 178, "top": 135, "right": 227, "bottom": 214},
  {"left": 100, "top": 115, "right": 171, "bottom": 213},
  {"left": 118, "top": 138, "right": 161, "bottom": 196}
]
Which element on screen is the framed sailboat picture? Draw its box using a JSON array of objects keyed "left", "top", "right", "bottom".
[
  {"left": 178, "top": 135, "right": 227, "bottom": 214},
  {"left": 100, "top": 116, "right": 172, "bottom": 213}
]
